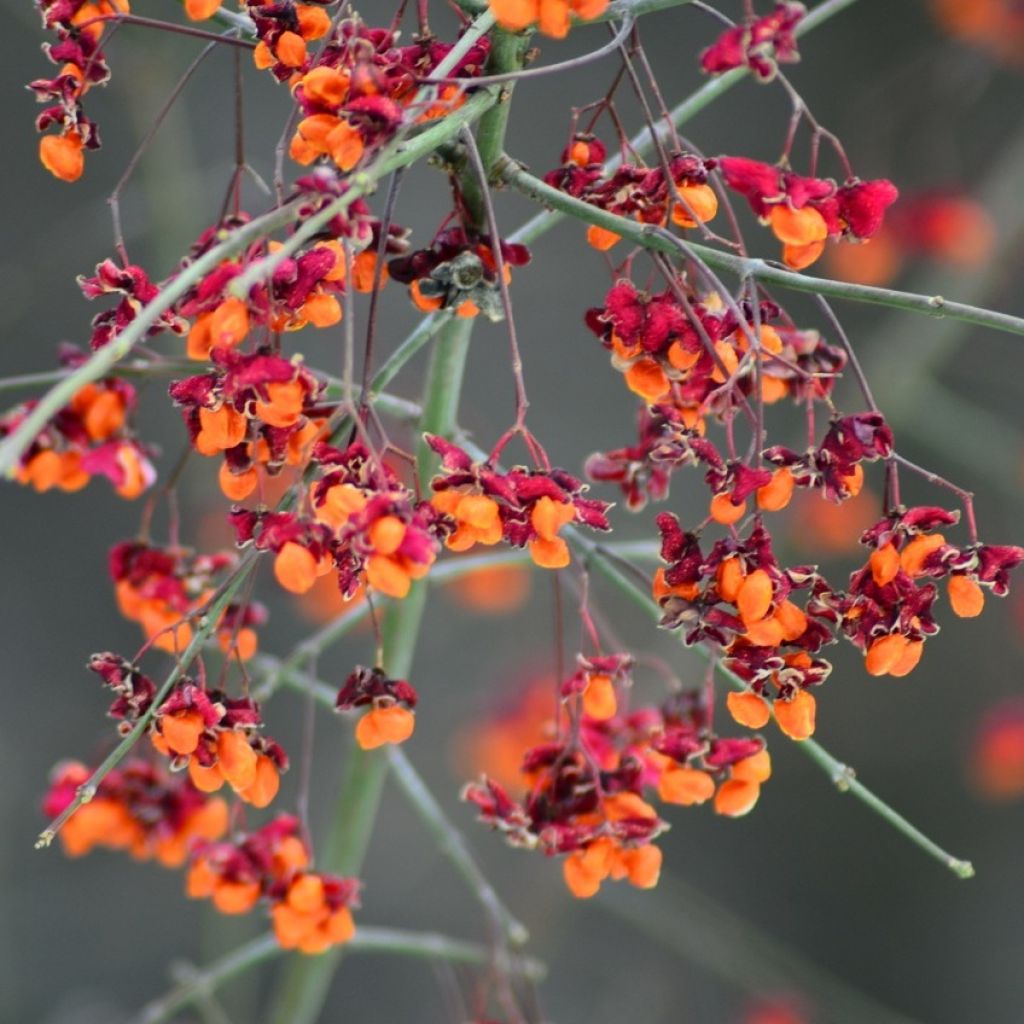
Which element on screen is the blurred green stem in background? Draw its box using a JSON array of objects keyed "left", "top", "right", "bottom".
[
  {"left": 600, "top": 874, "right": 925, "bottom": 1024},
  {"left": 265, "top": 314, "right": 477, "bottom": 1024},
  {"left": 134, "top": 926, "right": 545, "bottom": 1024}
]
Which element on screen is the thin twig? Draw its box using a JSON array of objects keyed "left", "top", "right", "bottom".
[
  {"left": 389, "top": 746, "right": 530, "bottom": 945},
  {"left": 459, "top": 127, "right": 530, "bottom": 431},
  {"left": 427, "top": 15, "right": 634, "bottom": 86},
  {"left": 110, "top": 41, "right": 220, "bottom": 262},
  {"left": 78, "top": 12, "right": 256, "bottom": 48}
]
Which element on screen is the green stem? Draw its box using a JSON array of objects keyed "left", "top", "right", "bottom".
[
  {"left": 415, "top": 319, "right": 475, "bottom": 486},
  {"left": 497, "top": 159, "right": 1024, "bottom": 339},
  {"left": 0, "top": 360, "right": 197, "bottom": 395},
  {"left": 390, "top": 746, "right": 529, "bottom": 945},
  {"left": 479, "top": 28, "right": 527, "bottom": 145},
  {"left": 133, "top": 926, "right": 544, "bottom": 1024},
  {"left": 266, "top": 315, "right": 477, "bottom": 1024},
  {"left": 263, "top": 613, "right": 414, "bottom": 1024},
  {"left": 343, "top": 925, "right": 543, "bottom": 975},
  {"left": 572, "top": 535, "right": 975, "bottom": 879},
  {"left": 457, "top": 0, "right": 696, "bottom": 22}
]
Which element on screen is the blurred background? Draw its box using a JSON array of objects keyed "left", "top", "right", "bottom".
[{"left": 2, "top": 1, "right": 1023, "bottom": 1021}]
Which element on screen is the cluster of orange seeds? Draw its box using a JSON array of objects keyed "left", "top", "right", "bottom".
[
  {"left": 2, "top": 365, "right": 154, "bottom": 499},
  {"left": 560, "top": 793, "right": 664, "bottom": 898},
  {"left": 109, "top": 541, "right": 265, "bottom": 659},
  {"left": 187, "top": 815, "right": 360, "bottom": 955},
  {"left": 546, "top": 142, "right": 720, "bottom": 256},
  {"left": 149, "top": 688, "right": 285, "bottom": 809},
  {"left": 335, "top": 666, "right": 419, "bottom": 751},
  {"left": 43, "top": 759, "right": 229, "bottom": 866},
  {"left": 465, "top": 650, "right": 786, "bottom": 899},
  {"left": 489, "top": 0, "right": 609, "bottom": 38}
]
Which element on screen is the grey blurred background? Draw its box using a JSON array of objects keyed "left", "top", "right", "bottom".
[{"left": 2, "top": 1, "right": 1023, "bottom": 1022}]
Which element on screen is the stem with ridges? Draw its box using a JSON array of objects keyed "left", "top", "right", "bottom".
[
  {"left": 266, "top": 315, "right": 477, "bottom": 1024},
  {"left": 497, "top": 158, "right": 1024, "bottom": 338}
]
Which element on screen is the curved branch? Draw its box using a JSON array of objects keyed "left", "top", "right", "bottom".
[{"left": 497, "top": 158, "right": 1024, "bottom": 339}]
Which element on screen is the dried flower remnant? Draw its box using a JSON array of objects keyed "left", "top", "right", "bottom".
[
  {"left": 187, "top": 815, "right": 309, "bottom": 915},
  {"left": 464, "top": 649, "right": 786, "bottom": 896},
  {"left": 271, "top": 871, "right": 360, "bottom": 954},
  {"left": 545, "top": 142, "right": 719, "bottom": 252},
  {"left": 653, "top": 515, "right": 830, "bottom": 740},
  {"left": 274, "top": 439, "right": 453, "bottom": 599},
  {"left": 170, "top": 348, "right": 327, "bottom": 501},
  {"left": 187, "top": 815, "right": 361, "bottom": 953},
  {"left": 464, "top": 745, "right": 668, "bottom": 899},
  {"left": 426, "top": 435, "right": 611, "bottom": 570},
  {"left": 30, "top": 0, "right": 130, "bottom": 180},
  {"left": 836, "top": 509, "right": 1024, "bottom": 678},
  {"left": 584, "top": 279, "right": 844, "bottom": 414},
  {"left": 88, "top": 657, "right": 289, "bottom": 810},
  {"left": 79, "top": 259, "right": 188, "bottom": 351},
  {"left": 389, "top": 228, "right": 531, "bottom": 322},
  {"left": 719, "top": 156, "right": 899, "bottom": 269},
  {"left": 108, "top": 542, "right": 267, "bottom": 658},
  {"left": 700, "top": 2, "right": 806, "bottom": 81},
  {"left": 151, "top": 686, "right": 287, "bottom": 808},
  {"left": 283, "top": 24, "right": 490, "bottom": 169}
]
